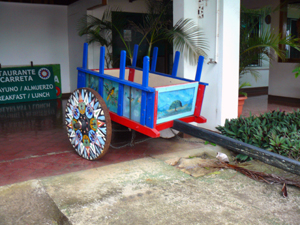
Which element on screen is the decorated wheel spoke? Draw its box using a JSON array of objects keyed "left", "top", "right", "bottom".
[{"left": 65, "top": 88, "right": 112, "bottom": 160}]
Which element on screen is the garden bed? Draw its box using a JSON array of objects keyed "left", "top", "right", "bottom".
[{"left": 216, "top": 110, "right": 300, "bottom": 161}]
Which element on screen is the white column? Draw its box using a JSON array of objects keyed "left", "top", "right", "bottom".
[
  {"left": 173, "top": 0, "right": 240, "bottom": 130},
  {"left": 217, "top": 0, "right": 240, "bottom": 124},
  {"left": 173, "top": 0, "right": 198, "bottom": 80}
]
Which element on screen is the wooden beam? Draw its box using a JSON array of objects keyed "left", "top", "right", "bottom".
[{"left": 172, "top": 120, "right": 300, "bottom": 176}]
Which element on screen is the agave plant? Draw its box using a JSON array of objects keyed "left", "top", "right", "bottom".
[
  {"left": 239, "top": 6, "right": 300, "bottom": 95},
  {"left": 78, "top": 0, "right": 208, "bottom": 67}
]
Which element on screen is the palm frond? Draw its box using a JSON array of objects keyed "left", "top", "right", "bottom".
[{"left": 165, "top": 18, "right": 208, "bottom": 65}]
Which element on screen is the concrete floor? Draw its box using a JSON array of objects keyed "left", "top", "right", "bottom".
[
  {"left": 1, "top": 146, "right": 300, "bottom": 225},
  {"left": 1, "top": 95, "right": 300, "bottom": 224},
  {"left": 0, "top": 95, "right": 299, "bottom": 186}
]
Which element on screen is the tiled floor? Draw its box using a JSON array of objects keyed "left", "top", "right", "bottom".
[
  {"left": 0, "top": 95, "right": 299, "bottom": 187},
  {"left": 241, "top": 95, "right": 299, "bottom": 117},
  {"left": 0, "top": 99, "right": 203, "bottom": 186}
]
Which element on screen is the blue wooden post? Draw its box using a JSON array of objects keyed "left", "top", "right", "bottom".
[
  {"left": 195, "top": 55, "right": 204, "bottom": 82},
  {"left": 171, "top": 51, "right": 180, "bottom": 77},
  {"left": 118, "top": 50, "right": 126, "bottom": 116},
  {"left": 140, "top": 56, "right": 150, "bottom": 126},
  {"left": 98, "top": 46, "right": 105, "bottom": 97},
  {"left": 132, "top": 44, "right": 139, "bottom": 67},
  {"left": 77, "top": 43, "right": 88, "bottom": 88},
  {"left": 82, "top": 43, "right": 88, "bottom": 69},
  {"left": 99, "top": 46, "right": 105, "bottom": 74},
  {"left": 119, "top": 50, "right": 126, "bottom": 80},
  {"left": 142, "top": 56, "right": 149, "bottom": 87},
  {"left": 150, "top": 47, "right": 158, "bottom": 72},
  {"left": 145, "top": 92, "right": 155, "bottom": 128}
]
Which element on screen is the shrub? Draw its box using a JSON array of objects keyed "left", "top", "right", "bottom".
[{"left": 216, "top": 110, "right": 300, "bottom": 161}]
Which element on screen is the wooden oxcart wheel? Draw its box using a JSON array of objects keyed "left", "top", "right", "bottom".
[{"left": 65, "top": 88, "right": 112, "bottom": 160}]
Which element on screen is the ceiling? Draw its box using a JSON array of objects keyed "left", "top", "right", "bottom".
[{"left": 0, "top": 0, "right": 79, "bottom": 5}]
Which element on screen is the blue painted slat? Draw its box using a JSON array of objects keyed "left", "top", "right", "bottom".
[
  {"left": 150, "top": 47, "right": 158, "bottom": 72},
  {"left": 119, "top": 50, "right": 126, "bottom": 80},
  {"left": 132, "top": 44, "right": 139, "bottom": 67},
  {"left": 140, "top": 92, "right": 147, "bottom": 126},
  {"left": 145, "top": 92, "right": 155, "bottom": 128},
  {"left": 195, "top": 55, "right": 205, "bottom": 82},
  {"left": 77, "top": 68, "right": 156, "bottom": 92},
  {"left": 142, "top": 56, "right": 149, "bottom": 87},
  {"left": 99, "top": 78, "right": 104, "bottom": 97},
  {"left": 77, "top": 71, "right": 86, "bottom": 88},
  {"left": 140, "top": 56, "right": 150, "bottom": 126},
  {"left": 98, "top": 46, "right": 105, "bottom": 97},
  {"left": 82, "top": 43, "right": 88, "bottom": 69},
  {"left": 118, "top": 50, "right": 126, "bottom": 116},
  {"left": 99, "top": 46, "right": 105, "bottom": 74},
  {"left": 118, "top": 84, "right": 124, "bottom": 116},
  {"left": 171, "top": 51, "right": 180, "bottom": 77}
]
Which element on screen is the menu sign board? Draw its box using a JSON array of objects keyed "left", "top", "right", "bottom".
[{"left": 0, "top": 66, "right": 57, "bottom": 104}]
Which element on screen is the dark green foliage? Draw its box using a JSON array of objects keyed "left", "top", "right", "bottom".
[
  {"left": 169, "top": 100, "right": 182, "bottom": 111},
  {"left": 216, "top": 110, "right": 300, "bottom": 161}
]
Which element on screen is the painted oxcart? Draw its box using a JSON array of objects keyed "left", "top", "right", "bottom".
[{"left": 65, "top": 43, "right": 208, "bottom": 160}]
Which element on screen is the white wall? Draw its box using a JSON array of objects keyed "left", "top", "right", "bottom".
[
  {"left": 67, "top": 0, "right": 103, "bottom": 92},
  {"left": 0, "top": 2, "right": 70, "bottom": 92},
  {"left": 173, "top": 0, "right": 240, "bottom": 130},
  {"left": 239, "top": 68, "right": 269, "bottom": 88}
]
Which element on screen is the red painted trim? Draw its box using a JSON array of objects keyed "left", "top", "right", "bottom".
[
  {"left": 128, "top": 68, "right": 135, "bottom": 82},
  {"left": 91, "top": 68, "right": 123, "bottom": 72},
  {"left": 194, "top": 84, "right": 206, "bottom": 117},
  {"left": 109, "top": 112, "right": 160, "bottom": 138},
  {"left": 153, "top": 91, "right": 158, "bottom": 128},
  {"left": 195, "top": 116, "right": 207, "bottom": 123},
  {"left": 155, "top": 115, "right": 207, "bottom": 131}
]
